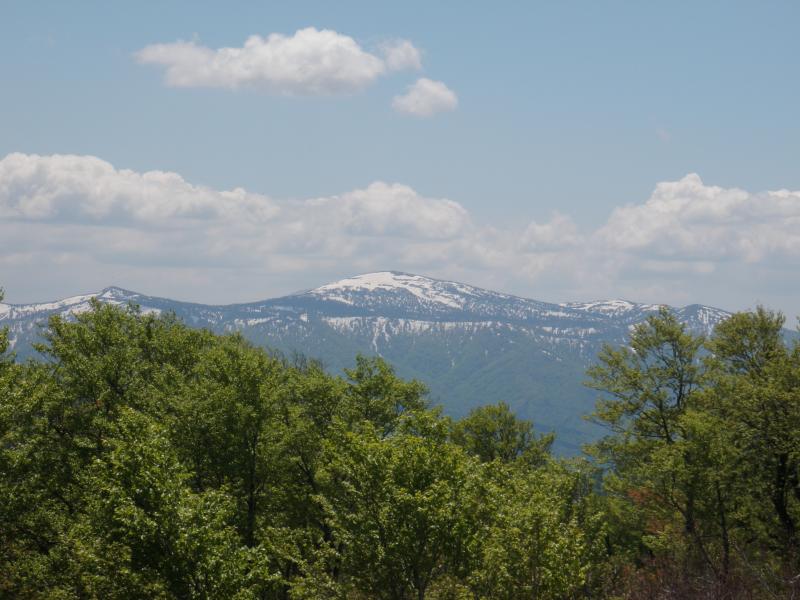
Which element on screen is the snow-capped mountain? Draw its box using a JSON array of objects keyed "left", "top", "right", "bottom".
[
  {"left": 562, "top": 298, "right": 732, "bottom": 335},
  {"left": 0, "top": 272, "right": 735, "bottom": 453},
  {"left": 0, "top": 287, "right": 156, "bottom": 323},
  {"left": 305, "top": 272, "right": 561, "bottom": 320}
]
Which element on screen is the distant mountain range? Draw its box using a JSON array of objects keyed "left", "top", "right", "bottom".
[{"left": 0, "top": 272, "right": 733, "bottom": 453}]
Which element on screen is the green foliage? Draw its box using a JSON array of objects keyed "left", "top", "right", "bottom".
[
  {"left": 342, "top": 355, "right": 428, "bottom": 436},
  {"left": 0, "top": 287, "right": 13, "bottom": 373},
  {"left": 2, "top": 292, "right": 798, "bottom": 598},
  {"left": 469, "top": 462, "right": 601, "bottom": 599},
  {"left": 171, "top": 334, "right": 286, "bottom": 546},
  {"left": 704, "top": 308, "right": 800, "bottom": 558},
  {"left": 587, "top": 306, "right": 800, "bottom": 597},
  {"left": 71, "top": 409, "right": 255, "bottom": 598},
  {"left": 450, "top": 401, "right": 553, "bottom": 465},
  {"left": 321, "top": 419, "right": 473, "bottom": 599},
  {"left": 587, "top": 307, "right": 704, "bottom": 445}
]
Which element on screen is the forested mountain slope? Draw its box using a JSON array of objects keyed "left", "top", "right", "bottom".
[{"left": 1, "top": 272, "right": 733, "bottom": 452}]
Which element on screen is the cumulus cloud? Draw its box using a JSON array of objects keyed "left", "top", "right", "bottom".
[
  {"left": 392, "top": 78, "right": 458, "bottom": 117},
  {"left": 596, "top": 173, "right": 800, "bottom": 263},
  {"left": 519, "top": 213, "right": 581, "bottom": 251},
  {"left": 135, "top": 28, "right": 421, "bottom": 95},
  {"left": 0, "top": 153, "right": 475, "bottom": 273},
  {"left": 313, "top": 182, "right": 469, "bottom": 239},
  {"left": 0, "top": 153, "right": 279, "bottom": 224},
  {"left": 3, "top": 152, "right": 800, "bottom": 312},
  {"left": 381, "top": 39, "right": 422, "bottom": 71}
]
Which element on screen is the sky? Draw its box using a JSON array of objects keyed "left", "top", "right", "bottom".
[{"left": 1, "top": 1, "right": 800, "bottom": 317}]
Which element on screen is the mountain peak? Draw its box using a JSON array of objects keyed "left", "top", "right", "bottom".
[
  {"left": 308, "top": 271, "right": 495, "bottom": 310},
  {"left": 314, "top": 271, "right": 432, "bottom": 292},
  {"left": 98, "top": 286, "right": 139, "bottom": 300}
]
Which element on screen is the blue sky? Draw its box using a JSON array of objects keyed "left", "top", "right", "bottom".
[{"left": 1, "top": 1, "right": 800, "bottom": 317}]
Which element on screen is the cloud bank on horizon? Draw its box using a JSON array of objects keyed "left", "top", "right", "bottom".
[{"left": 2, "top": 152, "right": 799, "bottom": 312}]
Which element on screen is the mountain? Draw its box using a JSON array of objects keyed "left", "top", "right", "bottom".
[{"left": 0, "top": 272, "right": 734, "bottom": 453}]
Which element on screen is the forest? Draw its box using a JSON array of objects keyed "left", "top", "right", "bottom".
[{"left": 1, "top": 289, "right": 799, "bottom": 599}]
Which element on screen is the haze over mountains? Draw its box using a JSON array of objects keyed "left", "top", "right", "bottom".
[{"left": 1, "top": 271, "right": 733, "bottom": 453}]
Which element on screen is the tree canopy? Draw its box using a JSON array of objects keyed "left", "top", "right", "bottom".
[{"left": 1, "top": 298, "right": 798, "bottom": 598}]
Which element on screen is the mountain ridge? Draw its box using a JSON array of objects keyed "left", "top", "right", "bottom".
[
  {"left": 1, "top": 272, "right": 738, "bottom": 453},
  {"left": 0, "top": 271, "right": 731, "bottom": 326}
]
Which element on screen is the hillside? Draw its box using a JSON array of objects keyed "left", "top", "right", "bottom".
[{"left": 0, "top": 272, "right": 733, "bottom": 453}]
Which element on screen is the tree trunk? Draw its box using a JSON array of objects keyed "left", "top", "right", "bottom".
[
  {"left": 716, "top": 482, "right": 730, "bottom": 578},
  {"left": 245, "top": 432, "right": 258, "bottom": 547},
  {"left": 774, "top": 452, "right": 797, "bottom": 550}
]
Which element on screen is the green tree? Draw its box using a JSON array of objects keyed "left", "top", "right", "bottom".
[
  {"left": 450, "top": 402, "right": 553, "bottom": 465},
  {"left": 322, "top": 412, "right": 473, "bottom": 600},
  {"left": 705, "top": 308, "right": 800, "bottom": 558},
  {"left": 0, "top": 287, "right": 11, "bottom": 366},
  {"left": 586, "top": 308, "right": 713, "bottom": 571},
  {"left": 468, "top": 462, "right": 600, "bottom": 599},
  {"left": 72, "top": 408, "right": 259, "bottom": 599},
  {"left": 172, "top": 334, "right": 286, "bottom": 547},
  {"left": 342, "top": 355, "right": 428, "bottom": 437},
  {"left": 0, "top": 303, "right": 274, "bottom": 597}
]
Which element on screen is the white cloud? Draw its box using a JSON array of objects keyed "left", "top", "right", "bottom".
[
  {"left": 392, "top": 78, "right": 458, "bottom": 117},
  {"left": 0, "top": 153, "right": 475, "bottom": 272},
  {"left": 519, "top": 213, "right": 581, "bottom": 251},
  {"left": 3, "top": 152, "right": 800, "bottom": 313},
  {"left": 381, "top": 39, "right": 422, "bottom": 71},
  {"left": 135, "top": 28, "right": 421, "bottom": 95},
  {"left": 0, "top": 153, "right": 279, "bottom": 224},
  {"left": 596, "top": 173, "right": 800, "bottom": 263},
  {"left": 311, "top": 182, "right": 469, "bottom": 239}
]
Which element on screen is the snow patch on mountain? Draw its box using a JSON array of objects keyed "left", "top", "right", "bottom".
[
  {"left": 0, "top": 292, "right": 100, "bottom": 320},
  {"left": 312, "top": 271, "right": 470, "bottom": 309},
  {"left": 561, "top": 299, "right": 663, "bottom": 315},
  {"left": 2, "top": 273, "right": 738, "bottom": 363},
  {"left": 323, "top": 316, "right": 503, "bottom": 336},
  {"left": 0, "top": 287, "right": 159, "bottom": 322}
]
